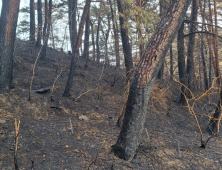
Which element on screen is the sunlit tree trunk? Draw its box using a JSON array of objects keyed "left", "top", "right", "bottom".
[
  {"left": 112, "top": 0, "right": 192, "bottom": 161},
  {"left": 0, "top": 0, "right": 20, "bottom": 89}
]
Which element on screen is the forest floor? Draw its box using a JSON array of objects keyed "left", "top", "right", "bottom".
[{"left": 1, "top": 39, "right": 222, "bottom": 170}]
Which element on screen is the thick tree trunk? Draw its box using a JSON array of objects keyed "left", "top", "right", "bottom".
[
  {"left": 186, "top": 0, "right": 198, "bottom": 96},
  {"left": 109, "top": 0, "right": 120, "bottom": 67},
  {"left": 117, "top": 0, "right": 133, "bottom": 81},
  {"left": 112, "top": 0, "right": 192, "bottom": 161},
  {"left": 0, "top": 0, "right": 20, "bottom": 89},
  {"left": 36, "top": 0, "right": 42, "bottom": 47},
  {"left": 96, "top": 0, "right": 103, "bottom": 65},
  {"left": 30, "top": 0, "right": 35, "bottom": 42},
  {"left": 63, "top": 0, "right": 91, "bottom": 97}
]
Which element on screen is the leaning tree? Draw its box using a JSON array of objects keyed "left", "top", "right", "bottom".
[{"left": 112, "top": 0, "right": 192, "bottom": 161}]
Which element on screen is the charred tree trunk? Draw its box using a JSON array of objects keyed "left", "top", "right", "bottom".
[
  {"left": 90, "top": 20, "right": 96, "bottom": 61},
  {"left": 63, "top": 0, "right": 91, "bottom": 97},
  {"left": 104, "top": 14, "right": 111, "bottom": 65},
  {"left": 36, "top": 0, "right": 42, "bottom": 47},
  {"left": 41, "top": 0, "right": 52, "bottom": 59},
  {"left": 68, "top": 0, "right": 78, "bottom": 55},
  {"left": 117, "top": 0, "right": 133, "bottom": 81},
  {"left": 109, "top": 0, "right": 120, "bottom": 67},
  {"left": 112, "top": 0, "right": 192, "bottom": 160},
  {"left": 96, "top": 0, "right": 103, "bottom": 65},
  {"left": 0, "top": 0, "right": 20, "bottom": 89},
  {"left": 30, "top": 0, "right": 35, "bottom": 42},
  {"left": 83, "top": 9, "right": 90, "bottom": 66},
  {"left": 177, "top": 21, "right": 186, "bottom": 105},
  {"left": 186, "top": 0, "right": 198, "bottom": 96}
]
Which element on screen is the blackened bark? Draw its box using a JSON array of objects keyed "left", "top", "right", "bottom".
[
  {"left": 177, "top": 22, "right": 186, "bottom": 105},
  {"left": 83, "top": 9, "right": 90, "bottom": 65},
  {"left": 104, "top": 14, "right": 111, "bottom": 65},
  {"left": 96, "top": 0, "right": 103, "bottom": 65},
  {"left": 41, "top": 0, "right": 52, "bottom": 59},
  {"left": 90, "top": 20, "right": 96, "bottom": 61},
  {"left": 63, "top": 0, "right": 91, "bottom": 97},
  {"left": 186, "top": 0, "right": 198, "bottom": 96},
  {"left": 30, "top": 0, "right": 35, "bottom": 42},
  {"left": 68, "top": 0, "right": 78, "bottom": 54},
  {"left": 36, "top": 0, "right": 42, "bottom": 47},
  {"left": 112, "top": 0, "right": 192, "bottom": 160},
  {"left": 109, "top": 0, "right": 120, "bottom": 67},
  {"left": 0, "top": 0, "right": 20, "bottom": 89},
  {"left": 117, "top": 0, "right": 133, "bottom": 81}
]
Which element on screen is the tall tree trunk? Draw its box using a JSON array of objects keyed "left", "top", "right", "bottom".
[
  {"left": 83, "top": 8, "right": 90, "bottom": 66},
  {"left": 104, "top": 14, "right": 111, "bottom": 65},
  {"left": 41, "top": 0, "right": 52, "bottom": 59},
  {"left": 36, "top": 0, "right": 42, "bottom": 47},
  {"left": 199, "top": 0, "right": 208, "bottom": 90},
  {"left": 0, "top": 0, "right": 20, "bottom": 89},
  {"left": 96, "top": 0, "right": 103, "bottom": 65},
  {"left": 109, "top": 0, "right": 120, "bottom": 67},
  {"left": 186, "top": 0, "right": 198, "bottom": 96},
  {"left": 63, "top": 0, "right": 91, "bottom": 97},
  {"left": 68, "top": 0, "right": 78, "bottom": 55},
  {"left": 177, "top": 21, "right": 186, "bottom": 105},
  {"left": 112, "top": 0, "right": 192, "bottom": 161},
  {"left": 117, "top": 0, "right": 133, "bottom": 81},
  {"left": 90, "top": 20, "right": 96, "bottom": 61},
  {"left": 30, "top": 0, "right": 35, "bottom": 42},
  {"left": 157, "top": 0, "right": 167, "bottom": 79},
  {"left": 213, "top": 0, "right": 220, "bottom": 84}
]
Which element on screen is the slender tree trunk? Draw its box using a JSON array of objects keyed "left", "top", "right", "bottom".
[
  {"left": 157, "top": 0, "right": 167, "bottom": 79},
  {"left": 96, "top": 0, "right": 103, "bottom": 65},
  {"left": 186, "top": 0, "right": 198, "bottom": 96},
  {"left": 90, "top": 20, "right": 96, "bottom": 61},
  {"left": 177, "top": 21, "right": 186, "bottom": 105},
  {"left": 36, "top": 0, "right": 42, "bottom": 47},
  {"left": 112, "top": 0, "right": 192, "bottom": 160},
  {"left": 117, "top": 0, "right": 133, "bottom": 81},
  {"left": 104, "top": 14, "right": 111, "bottom": 65},
  {"left": 0, "top": 0, "right": 20, "bottom": 89},
  {"left": 199, "top": 0, "right": 208, "bottom": 90},
  {"left": 68, "top": 0, "right": 78, "bottom": 55},
  {"left": 63, "top": 0, "right": 91, "bottom": 97},
  {"left": 83, "top": 8, "right": 90, "bottom": 66},
  {"left": 30, "top": 0, "right": 35, "bottom": 42},
  {"left": 109, "top": 0, "right": 120, "bottom": 67},
  {"left": 41, "top": 0, "right": 52, "bottom": 59},
  {"left": 213, "top": 0, "right": 220, "bottom": 84}
]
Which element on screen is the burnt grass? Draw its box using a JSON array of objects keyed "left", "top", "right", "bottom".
[{"left": 0, "top": 39, "right": 222, "bottom": 170}]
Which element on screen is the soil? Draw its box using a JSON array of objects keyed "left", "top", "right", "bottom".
[{"left": 0, "top": 39, "right": 222, "bottom": 170}]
